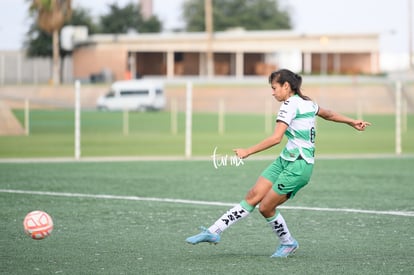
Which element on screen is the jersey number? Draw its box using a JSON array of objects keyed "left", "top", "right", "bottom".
[{"left": 310, "top": 127, "right": 316, "bottom": 143}]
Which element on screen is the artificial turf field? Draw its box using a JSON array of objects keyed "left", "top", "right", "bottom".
[
  {"left": 1, "top": 158, "right": 413, "bottom": 274},
  {"left": 1, "top": 109, "right": 413, "bottom": 274}
]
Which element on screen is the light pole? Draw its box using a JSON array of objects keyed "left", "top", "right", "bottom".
[
  {"left": 409, "top": 0, "right": 413, "bottom": 70},
  {"left": 205, "top": 0, "right": 214, "bottom": 77}
]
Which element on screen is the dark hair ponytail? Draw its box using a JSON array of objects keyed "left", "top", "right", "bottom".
[{"left": 268, "top": 69, "right": 311, "bottom": 100}]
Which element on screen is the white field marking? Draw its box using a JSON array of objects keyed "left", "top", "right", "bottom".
[
  {"left": 0, "top": 154, "right": 413, "bottom": 163},
  {"left": 1, "top": 189, "right": 413, "bottom": 217}
]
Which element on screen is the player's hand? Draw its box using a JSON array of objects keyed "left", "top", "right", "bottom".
[
  {"left": 233, "top": 148, "right": 249, "bottom": 159},
  {"left": 352, "top": 120, "right": 371, "bottom": 131}
]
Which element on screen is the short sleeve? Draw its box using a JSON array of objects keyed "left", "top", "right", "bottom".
[
  {"left": 314, "top": 102, "right": 319, "bottom": 115},
  {"left": 276, "top": 99, "right": 297, "bottom": 125}
]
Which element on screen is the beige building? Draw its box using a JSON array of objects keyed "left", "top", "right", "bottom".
[{"left": 72, "top": 30, "right": 380, "bottom": 82}]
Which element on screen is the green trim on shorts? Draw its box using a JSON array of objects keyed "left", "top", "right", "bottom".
[{"left": 261, "top": 157, "right": 313, "bottom": 199}]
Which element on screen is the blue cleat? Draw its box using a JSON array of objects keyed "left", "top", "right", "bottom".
[
  {"left": 186, "top": 227, "right": 221, "bottom": 245},
  {"left": 270, "top": 239, "right": 298, "bottom": 258}
]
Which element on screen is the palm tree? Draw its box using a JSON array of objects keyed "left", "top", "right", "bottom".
[{"left": 30, "top": 0, "right": 72, "bottom": 85}]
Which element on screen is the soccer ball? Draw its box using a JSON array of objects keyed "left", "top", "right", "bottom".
[{"left": 23, "top": 210, "right": 53, "bottom": 240}]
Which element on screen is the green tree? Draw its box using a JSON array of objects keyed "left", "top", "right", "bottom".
[
  {"left": 68, "top": 6, "right": 99, "bottom": 35},
  {"left": 29, "top": 0, "right": 72, "bottom": 85},
  {"left": 139, "top": 15, "right": 163, "bottom": 33},
  {"left": 25, "top": 6, "right": 98, "bottom": 57},
  {"left": 25, "top": 26, "right": 52, "bottom": 57},
  {"left": 25, "top": 6, "right": 98, "bottom": 81},
  {"left": 183, "top": 0, "right": 291, "bottom": 32},
  {"left": 99, "top": 2, "right": 162, "bottom": 33}
]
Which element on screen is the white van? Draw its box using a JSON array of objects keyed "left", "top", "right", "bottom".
[{"left": 97, "top": 80, "right": 166, "bottom": 111}]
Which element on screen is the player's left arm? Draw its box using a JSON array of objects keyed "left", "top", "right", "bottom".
[{"left": 317, "top": 106, "right": 371, "bottom": 131}]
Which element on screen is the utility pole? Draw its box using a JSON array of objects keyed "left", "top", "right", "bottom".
[
  {"left": 140, "top": 0, "right": 153, "bottom": 20},
  {"left": 409, "top": 0, "right": 413, "bottom": 70},
  {"left": 205, "top": 0, "right": 214, "bottom": 77}
]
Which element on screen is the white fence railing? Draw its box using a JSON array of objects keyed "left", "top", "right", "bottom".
[{"left": 0, "top": 51, "right": 73, "bottom": 84}]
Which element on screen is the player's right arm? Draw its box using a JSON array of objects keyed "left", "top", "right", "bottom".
[
  {"left": 317, "top": 107, "right": 371, "bottom": 131},
  {"left": 233, "top": 121, "right": 288, "bottom": 159}
]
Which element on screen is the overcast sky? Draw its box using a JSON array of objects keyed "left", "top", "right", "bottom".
[{"left": 0, "top": 0, "right": 409, "bottom": 54}]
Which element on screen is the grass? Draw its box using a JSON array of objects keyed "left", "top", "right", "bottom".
[
  {"left": 1, "top": 110, "right": 413, "bottom": 158},
  {"left": 0, "top": 158, "right": 413, "bottom": 274}
]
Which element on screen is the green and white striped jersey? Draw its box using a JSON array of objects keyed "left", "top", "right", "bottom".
[{"left": 276, "top": 94, "right": 319, "bottom": 164}]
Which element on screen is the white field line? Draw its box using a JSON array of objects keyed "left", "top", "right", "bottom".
[
  {"left": 1, "top": 189, "right": 413, "bottom": 217},
  {"left": 0, "top": 154, "right": 413, "bottom": 163}
]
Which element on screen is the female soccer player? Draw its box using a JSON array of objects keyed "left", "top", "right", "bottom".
[{"left": 185, "top": 69, "right": 371, "bottom": 257}]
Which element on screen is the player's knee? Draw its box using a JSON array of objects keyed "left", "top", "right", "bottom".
[
  {"left": 244, "top": 189, "right": 261, "bottom": 206},
  {"left": 258, "top": 204, "right": 274, "bottom": 218}
]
